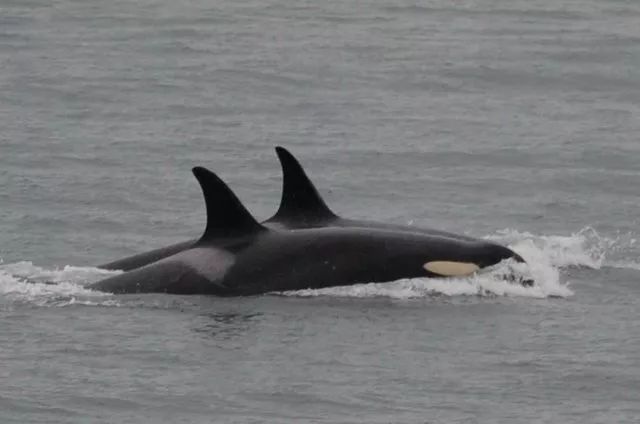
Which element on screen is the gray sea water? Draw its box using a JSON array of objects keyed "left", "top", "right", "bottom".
[{"left": 1, "top": 0, "right": 639, "bottom": 422}]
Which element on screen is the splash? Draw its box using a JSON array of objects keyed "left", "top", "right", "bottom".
[
  {"left": 283, "top": 261, "right": 571, "bottom": 300},
  {"left": 0, "top": 261, "right": 120, "bottom": 307},
  {"left": 599, "top": 231, "right": 640, "bottom": 271},
  {"left": 609, "top": 260, "right": 640, "bottom": 271},
  {"left": 486, "top": 226, "right": 611, "bottom": 269}
]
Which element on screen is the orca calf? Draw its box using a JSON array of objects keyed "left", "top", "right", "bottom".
[
  {"left": 98, "top": 147, "right": 480, "bottom": 271},
  {"left": 89, "top": 167, "right": 528, "bottom": 296}
]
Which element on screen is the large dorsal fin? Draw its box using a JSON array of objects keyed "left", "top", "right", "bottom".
[
  {"left": 192, "top": 166, "right": 266, "bottom": 241},
  {"left": 271, "top": 146, "right": 337, "bottom": 224}
]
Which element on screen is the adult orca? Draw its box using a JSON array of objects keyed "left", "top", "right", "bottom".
[
  {"left": 89, "top": 167, "right": 529, "bottom": 295},
  {"left": 98, "top": 147, "right": 478, "bottom": 271},
  {"left": 265, "top": 147, "right": 477, "bottom": 242}
]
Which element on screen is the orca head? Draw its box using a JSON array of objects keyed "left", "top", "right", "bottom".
[
  {"left": 463, "top": 242, "right": 525, "bottom": 268},
  {"left": 421, "top": 241, "right": 532, "bottom": 286},
  {"left": 375, "top": 235, "right": 531, "bottom": 286}
]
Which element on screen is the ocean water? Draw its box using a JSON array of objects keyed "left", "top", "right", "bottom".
[{"left": 1, "top": 0, "right": 639, "bottom": 422}]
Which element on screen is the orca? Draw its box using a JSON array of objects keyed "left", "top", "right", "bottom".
[
  {"left": 98, "top": 240, "right": 196, "bottom": 272},
  {"left": 98, "top": 147, "right": 480, "bottom": 271},
  {"left": 89, "top": 167, "right": 529, "bottom": 295},
  {"left": 265, "top": 147, "right": 477, "bottom": 241}
]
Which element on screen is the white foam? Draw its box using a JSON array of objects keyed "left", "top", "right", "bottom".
[
  {"left": 597, "top": 231, "right": 640, "bottom": 270},
  {"left": 0, "top": 261, "right": 120, "bottom": 307},
  {"left": 283, "top": 260, "right": 571, "bottom": 300},
  {"left": 608, "top": 261, "right": 640, "bottom": 271},
  {"left": 485, "top": 226, "right": 611, "bottom": 269}
]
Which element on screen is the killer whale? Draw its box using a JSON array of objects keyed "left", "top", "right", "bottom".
[
  {"left": 98, "top": 147, "right": 484, "bottom": 271},
  {"left": 265, "top": 147, "right": 477, "bottom": 242},
  {"left": 97, "top": 240, "right": 196, "bottom": 273},
  {"left": 89, "top": 167, "right": 528, "bottom": 295}
]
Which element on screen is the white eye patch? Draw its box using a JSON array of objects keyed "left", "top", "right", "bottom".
[{"left": 423, "top": 261, "right": 480, "bottom": 277}]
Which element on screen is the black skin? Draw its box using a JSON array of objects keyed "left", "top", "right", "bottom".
[
  {"left": 97, "top": 218, "right": 481, "bottom": 272},
  {"left": 94, "top": 156, "right": 533, "bottom": 293},
  {"left": 98, "top": 240, "right": 196, "bottom": 272},
  {"left": 89, "top": 227, "right": 523, "bottom": 296}
]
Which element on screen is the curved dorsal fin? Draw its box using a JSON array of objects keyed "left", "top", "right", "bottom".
[
  {"left": 271, "top": 146, "right": 337, "bottom": 224},
  {"left": 192, "top": 167, "right": 266, "bottom": 241}
]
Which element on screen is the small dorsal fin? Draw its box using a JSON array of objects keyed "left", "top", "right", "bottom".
[
  {"left": 271, "top": 146, "right": 337, "bottom": 224},
  {"left": 192, "top": 167, "right": 266, "bottom": 241}
]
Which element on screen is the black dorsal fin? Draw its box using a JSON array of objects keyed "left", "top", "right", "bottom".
[
  {"left": 192, "top": 167, "right": 266, "bottom": 241},
  {"left": 271, "top": 146, "right": 337, "bottom": 224}
]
